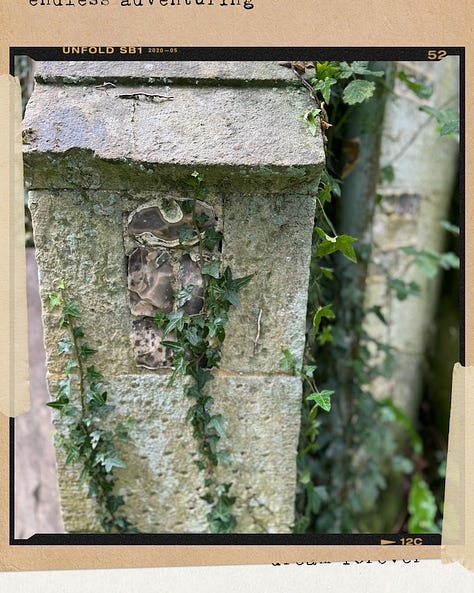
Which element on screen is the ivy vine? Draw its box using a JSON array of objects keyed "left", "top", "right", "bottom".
[
  {"left": 47, "top": 279, "right": 137, "bottom": 533},
  {"left": 290, "top": 60, "right": 459, "bottom": 533},
  {"left": 153, "top": 172, "right": 253, "bottom": 533}
]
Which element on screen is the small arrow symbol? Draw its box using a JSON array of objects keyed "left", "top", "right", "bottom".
[{"left": 380, "top": 539, "right": 396, "bottom": 545}]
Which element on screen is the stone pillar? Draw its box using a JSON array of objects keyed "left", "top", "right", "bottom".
[{"left": 23, "top": 61, "right": 325, "bottom": 533}]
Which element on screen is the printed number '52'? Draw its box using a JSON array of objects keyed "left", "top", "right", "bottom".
[{"left": 428, "top": 49, "right": 447, "bottom": 60}]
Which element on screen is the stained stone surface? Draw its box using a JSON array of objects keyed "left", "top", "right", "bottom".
[
  {"left": 35, "top": 61, "right": 301, "bottom": 86},
  {"left": 24, "top": 61, "right": 324, "bottom": 533},
  {"left": 221, "top": 192, "right": 317, "bottom": 373},
  {"left": 55, "top": 373, "right": 302, "bottom": 533},
  {"left": 23, "top": 62, "right": 324, "bottom": 192}
]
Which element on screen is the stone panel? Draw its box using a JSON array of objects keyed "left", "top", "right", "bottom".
[
  {"left": 221, "top": 193, "right": 317, "bottom": 373},
  {"left": 54, "top": 373, "right": 301, "bottom": 533}
]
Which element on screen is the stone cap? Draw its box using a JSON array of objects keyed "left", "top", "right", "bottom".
[
  {"left": 35, "top": 60, "right": 308, "bottom": 87},
  {"left": 35, "top": 61, "right": 301, "bottom": 87},
  {"left": 24, "top": 61, "right": 325, "bottom": 190}
]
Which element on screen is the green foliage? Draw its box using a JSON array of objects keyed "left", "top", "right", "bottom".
[
  {"left": 400, "top": 246, "right": 459, "bottom": 278},
  {"left": 387, "top": 278, "right": 421, "bottom": 301},
  {"left": 315, "top": 228, "right": 358, "bottom": 263},
  {"left": 312, "top": 304, "right": 335, "bottom": 339},
  {"left": 420, "top": 105, "right": 459, "bottom": 137},
  {"left": 206, "top": 482, "right": 237, "bottom": 533},
  {"left": 342, "top": 79, "right": 377, "bottom": 105},
  {"left": 294, "top": 60, "right": 453, "bottom": 534},
  {"left": 47, "top": 279, "right": 137, "bottom": 533},
  {"left": 293, "top": 62, "right": 393, "bottom": 532},
  {"left": 379, "top": 398, "right": 423, "bottom": 455},
  {"left": 378, "top": 164, "right": 395, "bottom": 184},
  {"left": 384, "top": 244, "right": 459, "bottom": 303},
  {"left": 306, "top": 390, "right": 332, "bottom": 412},
  {"left": 309, "top": 61, "right": 383, "bottom": 109},
  {"left": 394, "top": 70, "right": 433, "bottom": 99},
  {"left": 313, "top": 78, "right": 337, "bottom": 104},
  {"left": 408, "top": 474, "right": 440, "bottom": 533},
  {"left": 440, "top": 219, "right": 460, "bottom": 236},
  {"left": 304, "top": 108, "right": 322, "bottom": 136},
  {"left": 154, "top": 173, "right": 252, "bottom": 533}
]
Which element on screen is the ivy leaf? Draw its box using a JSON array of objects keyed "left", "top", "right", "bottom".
[
  {"left": 202, "top": 260, "right": 221, "bottom": 279},
  {"left": 222, "top": 290, "right": 240, "bottom": 307},
  {"left": 395, "top": 71, "right": 433, "bottom": 99},
  {"left": 439, "top": 252, "right": 459, "bottom": 269},
  {"left": 313, "top": 77, "right": 337, "bottom": 104},
  {"left": 316, "top": 233, "right": 358, "bottom": 262},
  {"left": 47, "top": 398, "right": 68, "bottom": 411},
  {"left": 379, "top": 397, "right": 423, "bottom": 454},
  {"left": 88, "top": 387, "right": 107, "bottom": 406},
  {"left": 318, "top": 169, "right": 342, "bottom": 204},
  {"left": 440, "top": 220, "right": 460, "bottom": 236},
  {"left": 216, "top": 450, "right": 232, "bottom": 465},
  {"left": 49, "top": 292, "right": 62, "bottom": 310},
  {"left": 407, "top": 474, "right": 438, "bottom": 533},
  {"left": 65, "top": 445, "right": 80, "bottom": 465},
  {"left": 306, "top": 390, "right": 334, "bottom": 412},
  {"left": 89, "top": 430, "right": 102, "bottom": 450},
  {"left": 57, "top": 337, "right": 72, "bottom": 355},
  {"left": 72, "top": 326, "right": 85, "bottom": 339},
  {"left": 176, "top": 285, "right": 194, "bottom": 307},
  {"left": 303, "top": 108, "right": 321, "bottom": 136},
  {"left": 162, "top": 310, "right": 186, "bottom": 335},
  {"left": 64, "top": 360, "right": 78, "bottom": 374},
  {"left": 367, "top": 305, "right": 387, "bottom": 325},
  {"left": 193, "top": 211, "right": 210, "bottom": 228},
  {"left": 413, "top": 257, "right": 439, "bottom": 278},
  {"left": 62, "top": 300, "right": 81, "bottom": 319},
  {"left": 79, "top": 343, "right": 98, "bottom": 360},
  {"left": 319, "top": 266, "right": 334, "bottom": 280},
  {"left": 203, "top": 228, "right": 223, "bottom": 250},
  {"left": 334, "top": 234, "right": 358, "bottom": 262},
  {"left": 302, "top": 364, "right": 317, "bottom": 378},
  {"left": 317, "top": 326, "right": 333, "bottom": 345},
  {"left": 106, "top": 495, "right": 125, "bottom": 514},
  {"left": 315, "top": 61, "right": 340, "bottom": 80},
  {"left": 440, "top": 120, "right": 459, "bottom": 136},
  {"left": 184, "top": 325, "right": 204, "bottom": 348},
  {"left": 420, "top": 105, "right": 459, "bottom": 137},
  {"left": 96, "top": 452, "right": 126, "bottom": 473},
  {"left": 153, "top": 311, "right": 166, "bottom": 328},
  {"left": 339, "top": 61, "right": 384, "bottom": 78},
  {"left": 206, "top": 414, "right": 227, "bottom": 439},
  {"left": 57, "top": 379, "right": 71, "bottom": 400},
  {"left": 279, "top": 348, "right": 300, "bottom": 375},
  {"left": 312, "top": 304, "right": 335, "bottom": 338},
  {"left": 181, "top": 199, "right": 194, "bottom": 214},
  {"left": 379, "top": 164, "right": 395, "bottom": 184},
  {"left": 85, "top": 366, "right": 104, "bottom": 382},
  {"left": 172, "top": 356, "right": 190, "bottom": 378},
  {"left": 160, "top": 340, "right": 185, "bottom": 353},
  {"left": 232, "top": 273, "right": 254, "bottom": 292},
  {"left": 178, "top": 225, "right": 196, "bottom": 244},
  {"left": 342, "top": 79, "right": 376, "bottom": 105},
  {"left": 208, "top": 318, "right": 226, "bottom": 342}
]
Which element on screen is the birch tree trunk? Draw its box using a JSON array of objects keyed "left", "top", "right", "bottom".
[{"left": 364, "top": 57, "right": 459, "bottom": 421}]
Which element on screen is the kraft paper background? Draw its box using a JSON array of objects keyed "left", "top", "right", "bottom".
[{"left": 0, "top": 0, "right": 472, "bottom": 573}]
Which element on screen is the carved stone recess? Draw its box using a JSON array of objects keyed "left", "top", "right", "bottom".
[{"left": 126, "top": 198, "right": 219, "bottom": 370}]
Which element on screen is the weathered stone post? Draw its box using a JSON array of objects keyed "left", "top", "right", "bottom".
[{"left": 23, "top": 61, "right": 325, "bottom": 533}]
